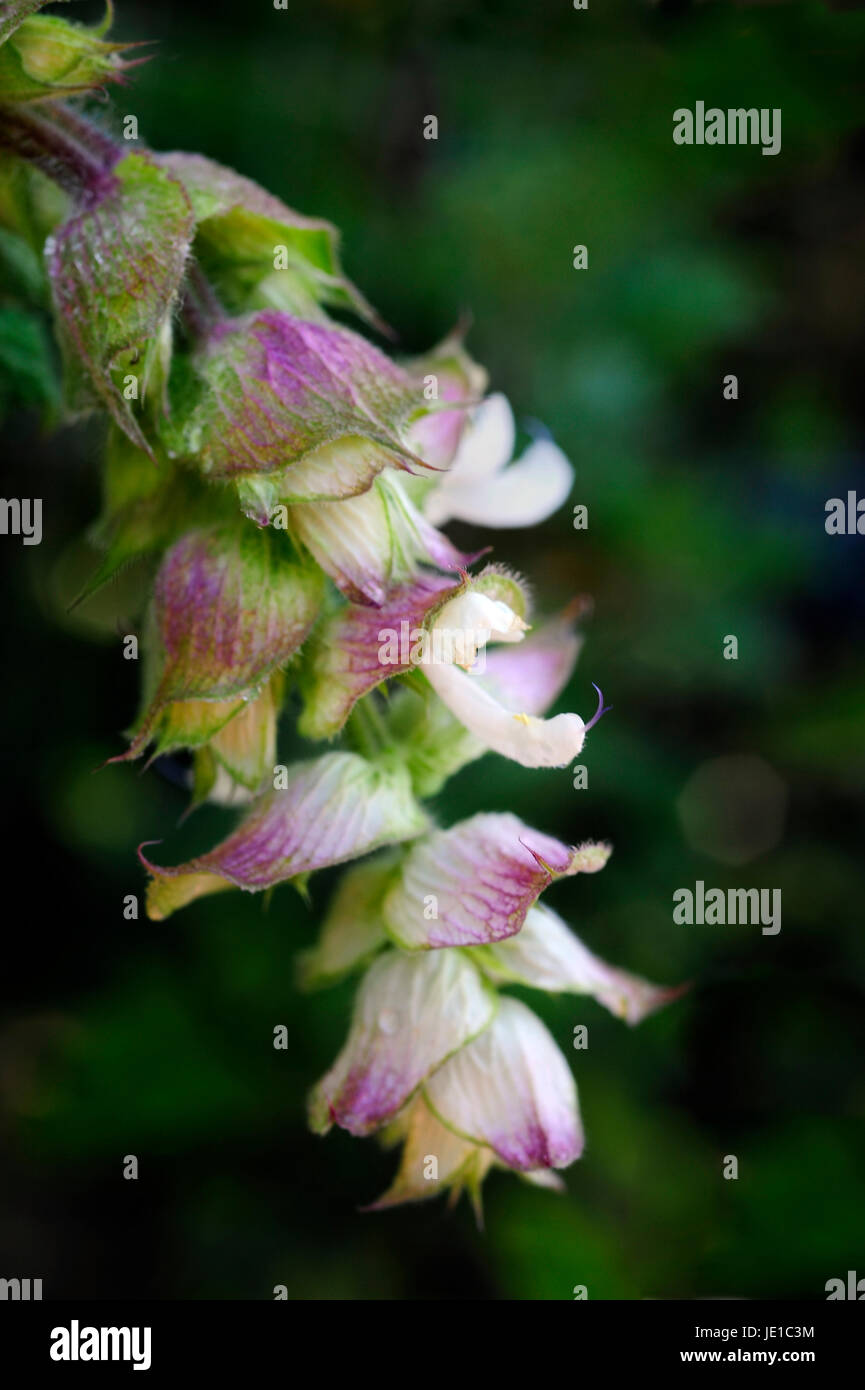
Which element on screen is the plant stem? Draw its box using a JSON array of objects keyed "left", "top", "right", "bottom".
[
  {"left": 348, "top": 694, "right": 392, "bottom": 759},
  {"left": 50, "top": 103, "right": 122, "bottom": 171},
  {"left": 0, "top": 103, "right": 114, "bottom": 199}
]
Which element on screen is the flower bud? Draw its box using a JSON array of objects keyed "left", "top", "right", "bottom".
[{"left": 0, "top": 15, "right": 140, "bottom": 104}]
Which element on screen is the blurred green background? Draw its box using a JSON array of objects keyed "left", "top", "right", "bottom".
[{"left": 2, "top": 0, "right": 865, "bottom": 1299}]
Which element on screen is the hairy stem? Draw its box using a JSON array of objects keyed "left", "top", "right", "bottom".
[
  {"left": 50, "top": 103, "right": 123, "bottom": 171},
  {"left": 0, "top": 102, "right": 115, "bottom": 199},
  {"left": 347, "top": 695, "right": 393, "bottom": 759}
]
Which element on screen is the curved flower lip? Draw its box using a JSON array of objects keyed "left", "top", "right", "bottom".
[
  {"left": 423, "top": 392, "right": 574, "bottom": 530},
  {"left": 140, "top": 752, "right": 427, "bottom": 920},
  {"left": 423, "top": 997, "right": 583, "bottom": 1171},
  {"left": 420, "top": 588, "right": 604, "bottom": 769},
  {"left": 425, "top": 661, "right": 587, "bottom": 768},
  {"left": 308, "top": 949, "right": 496, "bottom": 1137},
  {"left": 299, "top": 575, "right": 588, "bottom": 770},
  {"left": 382, "top": 811, "right": 612, "bottom": 950}
]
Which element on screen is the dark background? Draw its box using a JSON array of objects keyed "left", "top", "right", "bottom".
[{"left": 1, "top": 0, "right": 865, "bottom": 1299}]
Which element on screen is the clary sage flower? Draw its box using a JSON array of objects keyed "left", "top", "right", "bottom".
[{"left": 0, "top": 0, "right": 687, "bottom": 1219}]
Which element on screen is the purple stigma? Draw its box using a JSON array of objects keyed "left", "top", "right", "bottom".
[{"left": 584, "top": 682, "right": 612, "bottom": 733}]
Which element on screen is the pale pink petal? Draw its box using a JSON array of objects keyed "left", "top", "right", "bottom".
[
  {"left": 142, "top": 752, "right": 426, "bottom": 919},
  {"left": 482, "top": 612, "right": 583, "bottom": 714},
  {"left": 382, "top": 811, "right": 604, "bottom": 949}
]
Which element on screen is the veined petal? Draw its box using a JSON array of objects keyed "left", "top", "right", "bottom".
[
  {"left": 424, "top": 660, "right": 586, "bottom": 768},
  {"left": 298, "top": 572, "right": 458, "bottom": 740},
  {"left": 308, "top": 949, "right": 495, "bottom": 1136},
  {"left": 477, "top": 903, "right": 684, "bottom": 1024},
  {"left": 382, "top": 811, "right": 600, "bottom": 949},
  {"left": 143, "top": 752, "right": 427, "bottom": 920},
  {"left": 117, "top": 525, "right": 322, "bottom": 761},
  {"left": 236, "top": 438, "right": 393, "bottom": 518},
  {"left": 291, "top": 483, "right": 394, "bottom": 607},
  {"left": 425, "top": 996, "right": 583, "bottom": 1170},
  {"left": 291, "top": 471, "right": 470, "bottom": 607},
  {"left": 379, "top": 470, "right": 475, "bottom": 582},
  {"left": 207, "top": 672, "right": 282, "bottom": 791}
]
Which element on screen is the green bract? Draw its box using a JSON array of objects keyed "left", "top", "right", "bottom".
[{"left": 47, "top": 152, "right": 195, "bottom": 453}]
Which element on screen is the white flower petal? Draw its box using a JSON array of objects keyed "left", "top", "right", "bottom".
[
  {"left": 425, "top": 660, "right": 585, "bottom": 768},
  {"left": 436, "top": 437, "right": 574, "bottom": 529},
  {"left": 423, "top": 393, "right": 515, "bottom": 523},
  {"left": 426, "top": 590, "right": 527, "bottom": 668},
  {"left": 450, "top": 392, "right": 515, "bottom": 482},
  {"left": 292, "top": 486, "right": 393, "bottom": 605}
]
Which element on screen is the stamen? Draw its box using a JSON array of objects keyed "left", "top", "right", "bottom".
[{"left": 583, "top": 682, "right": 612, "bottom": 733}]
